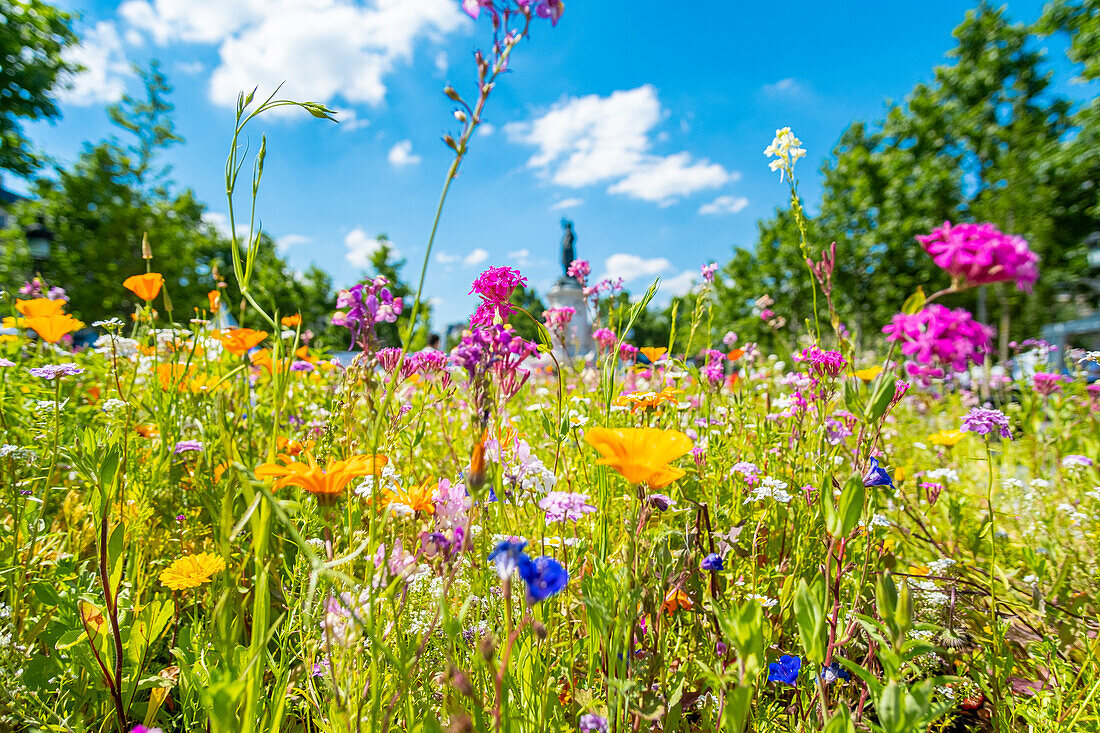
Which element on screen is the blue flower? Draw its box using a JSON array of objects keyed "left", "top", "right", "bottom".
[
  {"left": 820, "top": 662, "right": 850, "bottom": 684},
  {"left": 768, "top": 654, "right": 802, "bottom": 685},
  {"left": 518, "top": 554, "right": 569, "bottom": 603},
  {"left": 862, "top": 457, "right": 894, "bottom": 488},
  {"left": 488, "top": 539, "right": 528, "bottom": 580},
  {"left": 701, "top": 553, "right": 723, "bottom": 571}
]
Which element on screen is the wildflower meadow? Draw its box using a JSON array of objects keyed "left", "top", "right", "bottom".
[{"left": 2, "top": 1, "right": 1099, "bottom": 732}]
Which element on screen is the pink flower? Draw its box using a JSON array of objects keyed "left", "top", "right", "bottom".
[
  {"left": 469, "top": 266, "right": 527, "bottom": 327},
  {"left": 619, "top": 343, "right": 639, "bottom": 361},
  {"left": 542, "top": 306, "right": 575, "bottom": 332},
  {"left": 566, "top": 259, "right": 590, "bottom": 286},
  {"left": 700, "top": 262, "right": 718, "bottom": 283},
  {"left": 793, "top": 345, "right": 847, "bottom": 379},
  {"left": 916, "top": 222, "right": 1039, "bottom": 292},
  {"left": 593, "top": 327, "right": 617, "bottom": 351},
  {"left": 960, "top": 407, "right": 1012, "bottom": 439},
  {"left": 882, "top": 305, "right": 992, "bottom": 375},
  {"left": 1031, "top": 372, "right": 1066, "bottom": 397}
]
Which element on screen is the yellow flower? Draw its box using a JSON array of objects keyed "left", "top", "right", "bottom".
[
  {"left": 614, "top": 387, "right": 681, "bottom": 413},
  {"left": 639, "top": 347, "right": 667, "bottom": 364},
  {"left": 159, "top": 552, "right": 226, "bottom": 590},
  {"left": 929, "top": 429, "right": 967, "bottom": 447},
  {"left": 854, "top": 366, "right": 882, "bottom": 381},
  {"left": 585, "top": 427, "right": 693, "bottom": 488},
  {"left": 385, "top": 477, "right": 437, "bottom": 515},
  {"left": 256, "top": 453, "right": 387, "bottom": 504}
]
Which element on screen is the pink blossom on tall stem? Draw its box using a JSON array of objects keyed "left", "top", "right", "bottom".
[
  {"left": 469, "top": 266, "right": 527, "bottom": 327},
  {"left": 916, "top": 222, "right": 1039, "bottom": 292},
  {"left": 619, "top": 343, "right": 639, "bottom": 362},
  {"left": 543, "top": 306, "right": 575, "bottom": 339},
  {"left": 700, "top": 262, "right": 718, "bottom": 283},
  {"left": 793, "top": 345, "right": 847, "bottom": 379}
]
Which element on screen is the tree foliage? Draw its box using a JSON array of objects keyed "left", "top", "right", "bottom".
[{"left": 0, "top": 0, "right": 79, "bottom": 177}]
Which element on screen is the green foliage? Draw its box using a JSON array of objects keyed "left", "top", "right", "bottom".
[{"left": 0, "top": 0, "right": 79, "bottom": 177}]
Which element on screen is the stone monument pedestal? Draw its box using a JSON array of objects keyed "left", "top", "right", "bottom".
[{"left": 546, "top": 279, "right": 594, "bottom": 362}]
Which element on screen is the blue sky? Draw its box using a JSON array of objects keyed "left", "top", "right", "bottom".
[{"left": 16, "top": 0, "right": 1089, "bottom": 328}]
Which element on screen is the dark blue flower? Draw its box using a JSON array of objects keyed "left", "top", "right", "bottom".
[
  {"left": 768, "top": 654, "right": 802, "bottom": 685},
  {"left": 862, "top": 457, "right": 894, "bottom": 488},
  {"left": 518, "top": 554, "right": 569, "bottom": 603},
  {"left": 488, "top": 539, "right": 527, "bottom": 580},
  {"left": 701, "top": 553, "right": 723, "bottom": 571},
  {"left": 820, "top": 662, "right": 850, "bottom": 684}
]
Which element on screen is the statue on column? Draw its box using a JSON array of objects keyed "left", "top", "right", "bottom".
[{"left": 560, "top": 218, "right": 576, "bottom": 283}]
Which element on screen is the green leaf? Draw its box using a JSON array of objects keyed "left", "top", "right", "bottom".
[
  {"left": 901, "top": 286, "right": 926, "bottom": 315},
  {"left": 836, "top": 476, "right": 866, "bottom": 537},
  {"left": 793, "top": 577, "right": 827, "bottom": 663}
]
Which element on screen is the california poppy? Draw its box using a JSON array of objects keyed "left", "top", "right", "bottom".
[
  {"left": 207, "top": 290, "right": 221, "bottom": 313},
  {"left": 123, "top": 272, "right": 165, "bottom": 302},
  {"left": 212, "top": 328, "right": 268, "bottom": 356},
  {"left": 281, "top": 314, "right": 302, "bottom": 327},
  {"left": 584, "top": 427, "right": 693, "bottom": 488},
  {"left": 24, "top": 314, "right": 83, "bottom": 343},
  {"left": 15, "top": 298, "right": 65, "bottom": 318},
  {"left": 640, "top": 347, "right": 667, "bottom": 363}
]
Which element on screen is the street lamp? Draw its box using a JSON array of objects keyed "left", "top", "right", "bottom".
[{"left": 25, "top": 216, "right": 55, "bottom": 271}]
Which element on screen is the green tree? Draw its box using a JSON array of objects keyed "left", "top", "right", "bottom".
[
  {"left": 0, "top": 0, "right": 79, "bottom": 177},
  {"left": 106, "top": 61, "right": 183, "bottom": 191},
  {"left": 722, "top": 3, "right": 1098, "bottom": 350}
]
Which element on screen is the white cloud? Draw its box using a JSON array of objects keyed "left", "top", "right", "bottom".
[
  {"left": 344, "top": 228, "right": 391, "bottom": 269},
  {"left": 388, "top": 139, "right": 421, "bottom": 167},
  {"left": 277, "top": 233, "right": 312, "bottom": 253},
  {"left": 549, "top": 197, "right": 583, "bottom": 211},
  {"left": 463, "top": 248, "right": 489, "bottom": 267},
  {"left": 602, "top": 253, "right": 672, "bottom": 283},
  {"left": 506, "top": 85, "right": 736, "bottom": 204},
  {"left": 477, "top": 122, "right": 495, "bottom": 137},
  {"left": 202, "top": 211, "right": 250, "bottom": 240},
  {"left": 434, "top": 251, "right": 460, "bottom": 264},
  {"left": 334, "top": 108, "right": 370, "bottom": 131},
  {"left": 608, "top": 153, "right": 730, "bottom": 205},
  {"left": 174, "top": 60, "right": 205, "bottom": 75},
  {"left": 434, "top": 50, "right": 448, "bottom": 75},
  {"left": 661, "top": 270, "right": 697, "bottom": 298},
  {"left": 699, "top": 194, "right": 749, "bottom": 216},
  {"left": 507, "top": 248, "right": 531, "bottom": 266},
  {"left": 58, "top": 21, "right": 132, "bottom": 106},
  {"left": 120, "top": 0, "right": 465, "bottom": 111},
  {"left": 762, "top": 77, "right": 805, "bottom": 98}
]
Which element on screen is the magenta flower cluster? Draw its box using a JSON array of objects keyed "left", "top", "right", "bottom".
[
  {"left": 793, "top": 345, "right": 847, "bottom": 379},
  {"left": 593, "top": 327, "right": 617, "bottom": 352},
  {"left": 917, "top": 221, "right": 1039, "bottom": 292},
  {"left": 463, "top": 0, "right": 563, "bottom": 26},
  {"left": 469, "top": 266, "right": 527, "bottom": 327},
  {"left": 882, "top": 305, "right": 992, "bottom": 376},
  {"left": 542, "top": 306, "right": 575, "bottom": 334},
  {"left": 1031, "top": 371, "right": 1066, "bottom": 397}
]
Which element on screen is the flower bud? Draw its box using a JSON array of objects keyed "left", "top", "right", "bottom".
[
  {"left": 533, "top": 621, "right": 547, "bottom": 641},
  {"left": 443, "top": 86, "right": 462, "bottom": 102},
  {"left": 478, "top": 634, "right": 495, "bottom": 662},
  {"left": 141, "top": 232, "right": 153, "bottom": 260}
]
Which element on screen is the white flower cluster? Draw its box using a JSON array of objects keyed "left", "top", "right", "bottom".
[
  {"left": 354, "top": 464, "right": 400, "bottom": 499},
  {"left": 763, "top": 127, "right": 807, "bottom": 182},
  {"left": 743, "top": 477, "right": 792, "bottom": 504}
]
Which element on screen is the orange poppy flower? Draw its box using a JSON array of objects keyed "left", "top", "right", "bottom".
[
  {"left": 640, "top": 347, "right": 667, "bottom": 363},
  {"left": 207, "top": 290, "right": 221, "bottom": 313},
  {"left": 384, "top": 477, "right": 437, "bottom": 515},
  {"left": 281, "top": 314, "right": 302, "bottom": 327},
  {"left": 24, "top": 314, "right": 84, "bottom": 343},
  {"left": 468, "top": 430, "right": 488, "bottom": 489},
  {"left": 294, "top": 346, "right": 315, "bottom": 363},
  {"left": 135, "top": 423, "right": 159, "bottom": 438},
  {"left": 212, "top": 328, "right": 268, "bottom": 356},
  {"left": 256, "top": 452, "right": 387, "bottom": 504},
  {"left": 86, "top": 385, "right": 101, "bottom": 403},
  {"left": 15, "top": 298, "right": 65, "bottom": 318},
  {"left": 123, "top": 272, "right": 164, "bottom": 302},
  {"left": 584, "top": 427, "right": 693, "bottom": 488},
  {"left": 663, "top": 587, "right": 693, "bottom": 614},
  {"left": 156, "top": 363, "right": 195, "bottom": 390},
  {"left": 614, "top": 387, "right": 681, "bottom": 413},
  {"left": 276, "top": 436, "right": 314, "bottom": 458},
  {"left": 727, "top": 348, "right": 745, "bottom": 361}
]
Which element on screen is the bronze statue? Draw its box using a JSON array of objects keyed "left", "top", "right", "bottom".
[{"left": 560, "top": 218, "right": 576, "bottom": 279}]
